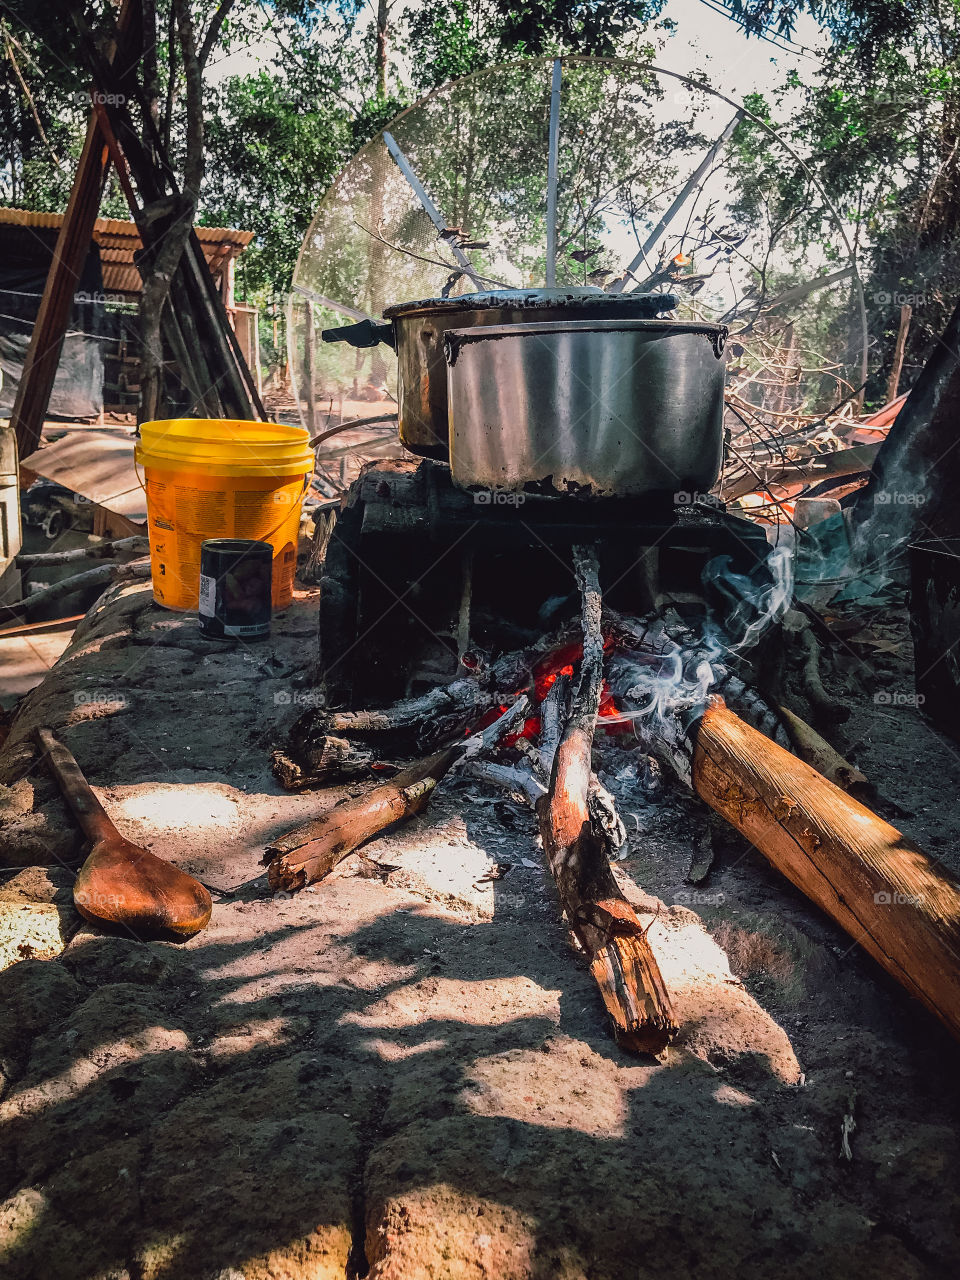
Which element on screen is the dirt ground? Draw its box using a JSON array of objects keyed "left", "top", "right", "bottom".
[{"left": 1, "top": 580, "right": 959, "bottom": 1279}]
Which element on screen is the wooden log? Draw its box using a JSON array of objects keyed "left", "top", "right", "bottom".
[
  {"left": 692, "top": 698, "right": 960, "bottom": 1041},
  {"left": 264, "top": 748, "right": 458, "bottom": 890},
  {"left": 537, "top": 547, "right": 678, "bottom": 1055},
  {"left": 265, "top": 697, "right": 531, "bottom": 889}
]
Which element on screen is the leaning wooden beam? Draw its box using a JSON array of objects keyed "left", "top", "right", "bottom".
[
  {"left": 537, "top": 546, "right": 678, "bottom": 1055},
  {"left": 2, "top": 561, "right": 150, "bottom": 622},
  {"left": 9, "top": 1, "right": 138, "bottom": 456},
  {"left": 692, "top": 698, "right": 960, "bottom": 1042}
]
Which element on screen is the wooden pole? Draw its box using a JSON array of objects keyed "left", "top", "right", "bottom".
[
  {"left": 692, "top": 699, "right": 960, "bottom": 1041},
  {"left": 303, "top": 300, "right": 318, "bottom": 438},
  {"left": 10, "top": 115, "right": 110, "bottom": 458},
  {"left": 886, "top": 302, "right": 913, "bottom": 404}
]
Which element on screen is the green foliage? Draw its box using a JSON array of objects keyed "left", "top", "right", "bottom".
[
  {"left": 403, "top": 0, "right": 666, "bottom": 93},
  {"left": 203, "top": 70, "right": 353, "bottom": 298}
]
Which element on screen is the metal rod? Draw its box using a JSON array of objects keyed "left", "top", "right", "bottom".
[
  {"left": 291, "top": 284, "right": 373, "bottom": 322},
  {"left": 545, "top": 58, "right": 563, "bottom": 288},
  {"left": 613, "top": 110, "right": 743, "bottom": 294},
  {"left": 382, "top": 131, "right": 484, "bottom": 289}
]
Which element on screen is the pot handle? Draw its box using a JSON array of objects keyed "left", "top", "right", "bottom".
[
  {"left": 713, "top": 326, "right": 729, "bottom": 359},
  {"left": 321, "top": 319, "right": 396, "bottom": 350}
]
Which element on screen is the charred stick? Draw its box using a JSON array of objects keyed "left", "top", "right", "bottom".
[
  {"left": 465, "top": 759, "right": 545, "bottom": 806},
  {"left": 796, "top": 625, "right": 849, "bottom": 727},
  {"left": 536, "top": 546, "right": 678, "bottom": 1055},
  {"left": 271, "top": 736, "right": 395, "bottom": 791},
  {"left": 539, "top": 671, "right": 569, "bottom": 777}
]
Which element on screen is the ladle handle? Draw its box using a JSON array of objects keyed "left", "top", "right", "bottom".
[{"left": 35, "top": 727, "right": 122, "bottom": 847}]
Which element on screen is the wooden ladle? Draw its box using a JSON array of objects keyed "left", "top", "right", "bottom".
[{"left": 35, "top": 727, "right": 212, "bottom": 940}]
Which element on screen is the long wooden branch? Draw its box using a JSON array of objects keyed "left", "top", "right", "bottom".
[{"left": 536, "top": 547, "right": 678, "bottom": 1055}]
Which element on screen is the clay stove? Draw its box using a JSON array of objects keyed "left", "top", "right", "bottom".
[{"left": 316, "top": 458, "right": 771, "bottom": 708}]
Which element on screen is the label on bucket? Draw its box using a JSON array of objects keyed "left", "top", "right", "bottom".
[
  {"left": 143, "top": 470, "right": 305, "bottom": 612},
  {"left": 198, "top": 573, "right": 216, "bottom": 616}
]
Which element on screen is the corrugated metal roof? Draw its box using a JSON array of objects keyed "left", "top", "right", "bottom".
[
  {"left": 0, "top": 206, "right": 254, "bottom": 246},
  {"left": 0, "top": 206, "right": 254, "bottom": 298}
]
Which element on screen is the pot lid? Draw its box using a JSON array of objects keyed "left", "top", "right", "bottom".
[{"left": 382, "top": 288, "right": 678, "bottom": 319}]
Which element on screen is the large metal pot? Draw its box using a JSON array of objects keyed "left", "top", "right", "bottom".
[
  {"left": 443, "top": 318, "right": 728, "bottom": 498},
  {"left": 321, "top": 288, "right": 677, "bottom": 457}
]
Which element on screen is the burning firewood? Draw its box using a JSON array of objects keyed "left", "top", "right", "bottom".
[
  {"left": 536, "top": 547, "right": 678, "bottom": 1056},
  {"left": 264, "top": 697, "right": 530, "bottom": 890},
  {"left": 278, "top": 622, "right": 585, "bottom": 789},
  {"left": 612, "top": 618, "right": 960, "bottom": 1041}
]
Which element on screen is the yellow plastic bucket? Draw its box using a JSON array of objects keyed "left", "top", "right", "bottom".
[{"left": 135, "top": 418, "right": 314, "bottom": 612}]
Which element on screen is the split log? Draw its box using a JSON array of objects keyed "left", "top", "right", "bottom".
[
  {"left": 692, "top": 698, "right": 960, "bottom": 1042},
  {"left": 537, "top": 546, "right": 678, "bottom": 1055},
  {"left": 265, "top": 697, "right": 531, "bottom": 889}
]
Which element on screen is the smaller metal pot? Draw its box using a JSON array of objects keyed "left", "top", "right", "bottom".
[{"left": 443, "top": 318, "right": 728, "bottom": 498}]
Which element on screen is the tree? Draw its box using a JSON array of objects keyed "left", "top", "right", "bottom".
[{"left": 721, "top": 0, "right": 960, "bottom": 398}]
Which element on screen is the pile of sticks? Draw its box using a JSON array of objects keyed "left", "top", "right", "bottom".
[{"left": 266, "top": 545, "right": 960, "bottom": 1054}]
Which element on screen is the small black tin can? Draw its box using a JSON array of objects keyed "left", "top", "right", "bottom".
[{"left": 198, "top": 539, "right": 273, "bottom": 640}]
